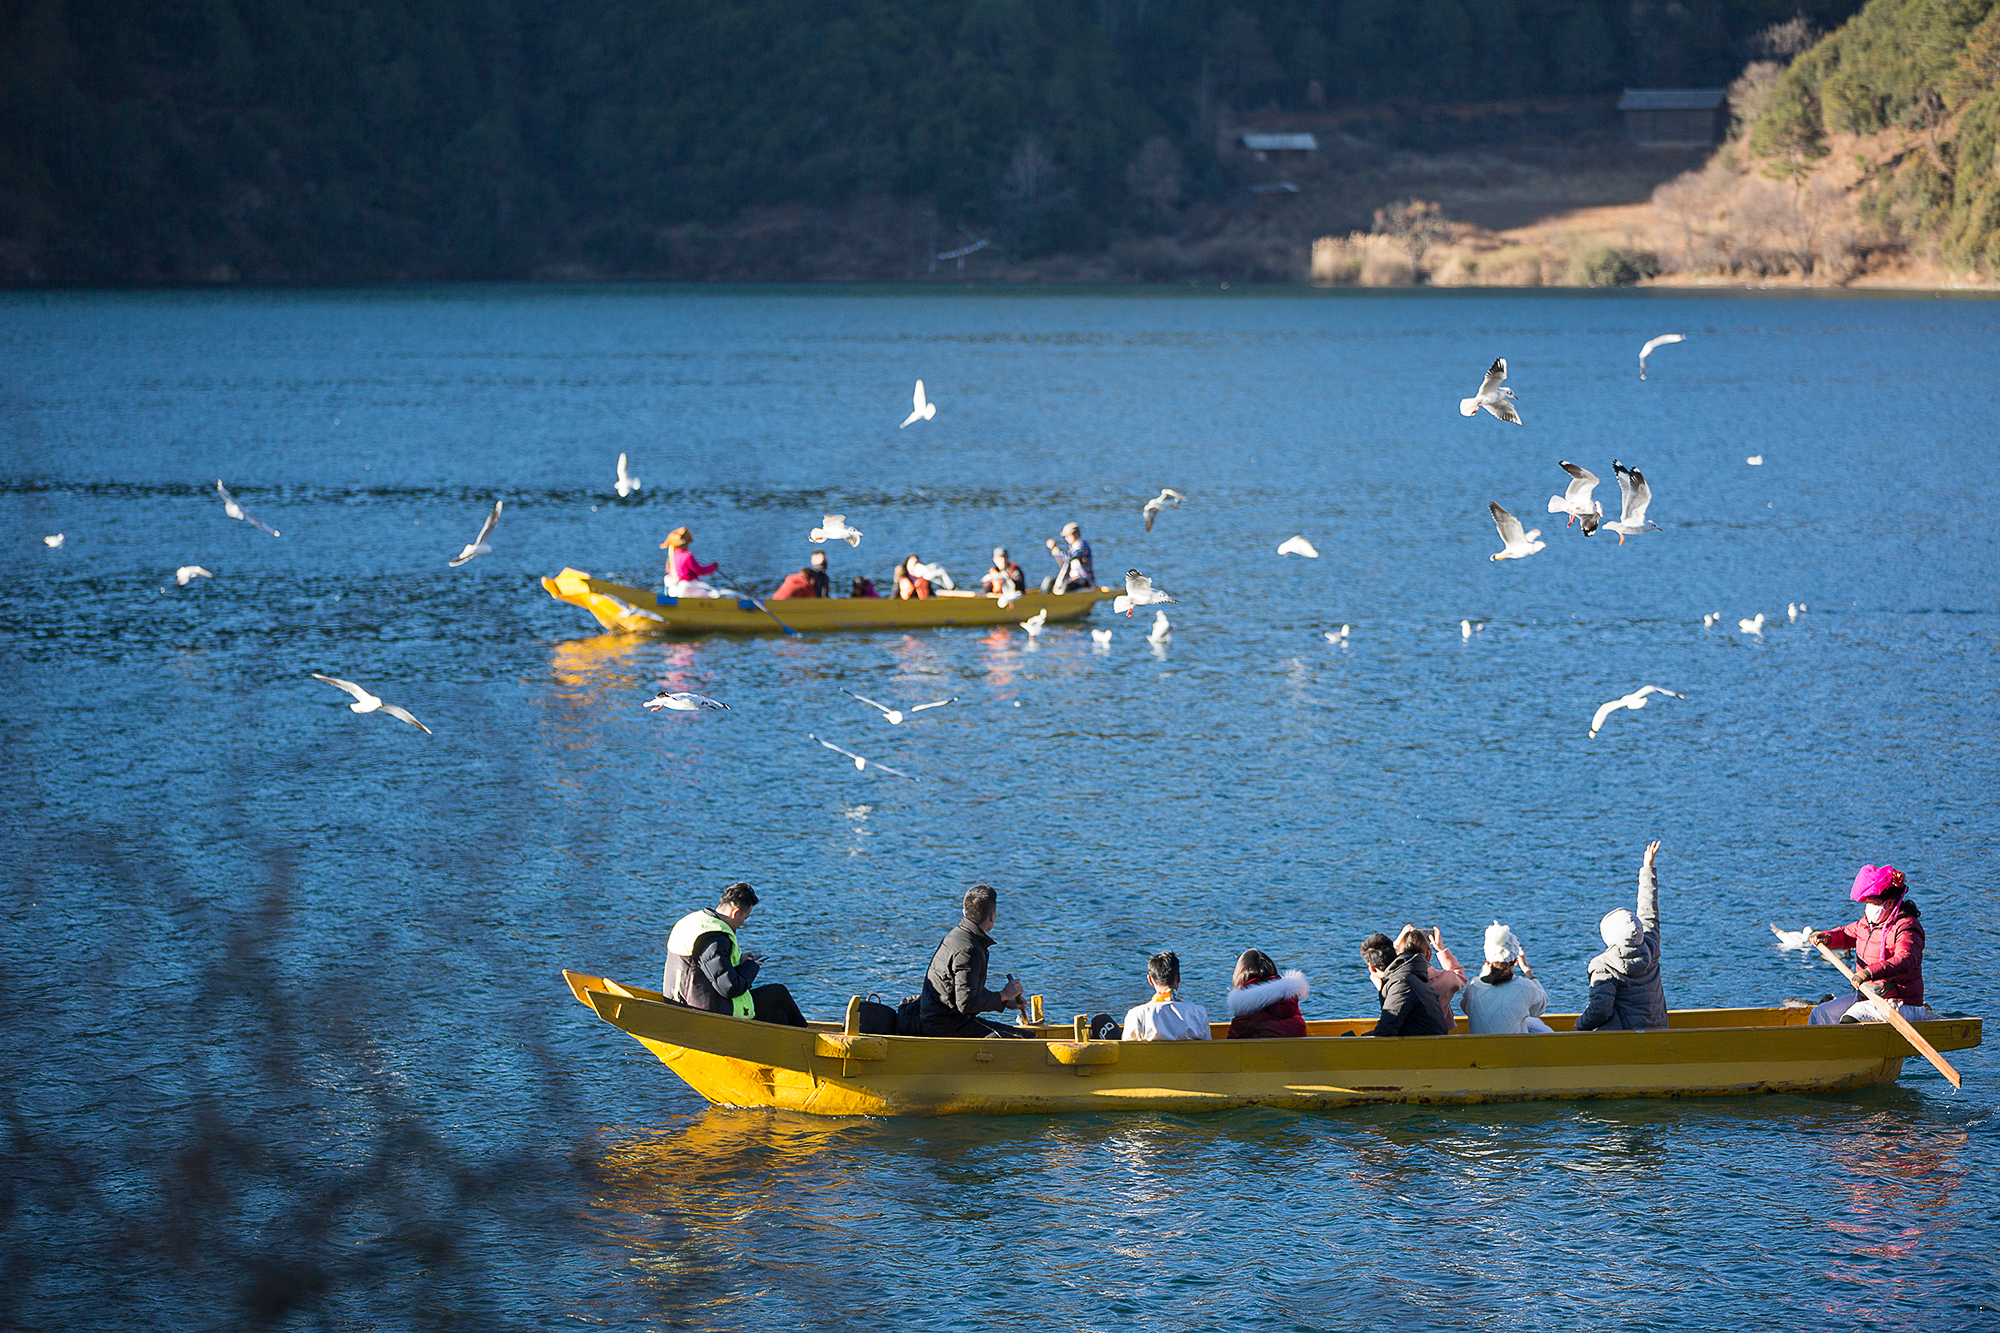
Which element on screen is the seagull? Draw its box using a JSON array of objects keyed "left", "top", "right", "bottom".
[
  {"left": 1142, "top": 488, "right": 1185, "bottom": 533},
  {"left": 900, "top": 380, "right": 936, "bottom": 428},
  {"left": 1788, "top": 602, "right": 1805, "bottom": 622},
  {"left": 1276, "top": 536, "right": 1319, "bottom": 558},
  {"left": 643, "top": 690, "right": 730, "bottom": 712},
  {"left": 1323, "top": 625, "right": 1350, "bottom": 643},
  {"left": 1148, "top": 611, "right": 1171, "bottom": 642},
  {"left": 1770, "top": 924, "right": 1813, "bottom": 952},
  {"left": 908, "top": 559, "right": 954, "bottom": 590},
  {"left": 216, "top": 480, "right": 280, "bottom": 536},
  {"left": 1488, "top": 502, "right": 1545, "bottom": 561},
  {"left": 175, "top": 566, "right": 212, "bottom": 587},
  {"left": 42, "top": 534, "right": 63, "bottom": 548},
  {"left": 615, "top": 453, "right": 641, "bottom": 497},
  {"left": 601, "top": 593, "right": 665, "bottom": 623},
  {"left": 1746, "top": 455, "right": 1764, "bottom": 466},
  {"left": 1547, "top": 461, "right": 1603, "bottom": 535},
  {"left": 1461, "top": 619, "right": 1474, "bottom": 640},
  {"left": 1019, "top": 609, "right": 1048, "bottom": 636},
  {"left": 997, "top": 587, "right": 1021, "bottom": 609},
  {"left": 810, "top": 514, "right": 863, "bottom": 547},
  {"left": 1123, "top": 569, "right": 1175, "bottom": 615},
  {"left": 1702, "top": 612, "right": 1720, "bottom": 627},
  {"left": 843, "top": 690, "right": 956, "bottom": 725},
  {"left": 1588, "top": 685, "right": 1686, "bottom": 738},
  {"left": 1739, "top": 613, "right": 1766, "bottom": 635},
  {"left": 1638, "top": 333, "right": 1684, "bottom": 380},
  {"left": 311, "top": 673, "right": 432, "bottom": 734},
  {"left": 1600, "top": 461, "right": 1662, "bottom": 545},
  {"left": 810, "top": 733, "right": 916, "bottom": 779},
  {"left": 1460, "top": 357, "right": 1522, "bottom": 424},
  {"left": 1091, "top": 629, "right": 1113, "bottom": 646},
  {"left": 448, "top": 499, "right": 503, "bottom": 566}
]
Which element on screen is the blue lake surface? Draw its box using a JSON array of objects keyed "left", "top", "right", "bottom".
[{"left": 3, "top": 285, "right": 1997, "bottom": 1330}]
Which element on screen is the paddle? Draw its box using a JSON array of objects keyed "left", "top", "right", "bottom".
[
  {"left": 712, "top": 567, "right": 798, "bottom": 636},
  {"left": 1783, "top": 926, "right": 1963, "bottom": 1089}
]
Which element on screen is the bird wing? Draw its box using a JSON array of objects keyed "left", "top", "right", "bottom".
[
  {"left": 843, "top": 690, "right": 894, "bottom": 717},
  {"left": 473, "top": 499, "right": 503, "bottom": 546},
  {"left": 1639, "top": 334, "right": 1684, "bottom": 361},
  {"left": 810, "top": 733, "right": 863, "bottom": 763},
  {"left": 1559, "top": 461, "right": 1599, "bottom": 504},
  {"left": 1478, "top": 357, "right": 1507, "bottom": 397},
  {"left": 912, "top": 380, "right": 927, "bottom": 412},
  {"left": 246, "top": 512, "right": 281, "bottom": 536},
  {"left": 1484, "top": 398, "right": 1523, "bottom": 425},
  {"left": 1489, "top": 501, "right": 1524, "bottom": 545},
  {"left": 907, "top": 697, "right": 957, "bottom": 713},
  {"left": 311, "top": 673, "right": 371, "bottom": 703},
  {"left": 379, "top": 704, "right": 433, "bottom": 735},
  {"left": 1124, "top": 570, "right": 1154, "bottom": 598},
  {"left": 1589, "top": 698, "right": 1625, "bottom": 736},
  {"left": 1142, "top": 502, "right": 1157, "bottom": 533},
  {"left": 1161, "top": 489, "right": 1184, "bottom": 504},
  {"left": 1614, "top": 462, "right": 1652, "bottom": 525}
]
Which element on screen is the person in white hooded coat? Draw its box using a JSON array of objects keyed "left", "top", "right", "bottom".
[
  {"left": 1459, "top": 922, "right": 1553, "bottom": 1034},
  {"left": 1577, "top": 840, "right": 1668, "bottom": 1031}
]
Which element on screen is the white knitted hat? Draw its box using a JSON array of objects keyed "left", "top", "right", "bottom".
[{"left": 1484, "top": 920, "right": 1523, "bottom": 964}]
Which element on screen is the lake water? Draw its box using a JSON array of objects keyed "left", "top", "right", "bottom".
[{"left": 4, "top": 285, "right": 1997, "bottom": 1330}]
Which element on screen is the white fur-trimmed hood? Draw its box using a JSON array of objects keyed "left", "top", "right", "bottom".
[{"left": 1225, "top": 969, "right": 1310, "bottom": 1017}]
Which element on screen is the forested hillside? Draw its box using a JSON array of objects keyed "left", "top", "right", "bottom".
[{"left": 2, "top": 0, "right": 1865, "bottom": 283}]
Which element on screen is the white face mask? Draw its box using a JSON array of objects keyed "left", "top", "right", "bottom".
[{"left": 1863, "top": 903, "right": 1886, "bottom": 924}]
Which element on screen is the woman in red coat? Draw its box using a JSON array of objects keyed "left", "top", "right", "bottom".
[
  {"left": 1225, "top": 949, "right": 1309, "bottom": 1038},
  {"left": 1806, "top": 864, "right": 1934, "bottom": 1025}
]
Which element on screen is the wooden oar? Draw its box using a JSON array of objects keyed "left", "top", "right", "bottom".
[
  {"left": 1788, "top": 928, "right": 1962, "bottom": 1089},
  {"left": 713, "top": 569, "right": 798, "bottom": 636}
]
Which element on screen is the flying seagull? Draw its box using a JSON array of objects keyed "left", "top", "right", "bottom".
[
  {"left": 1276, "top": 535, "right": 1319, "bottom": 558},
  {"left": 311, "top": 673, "right": 432, "bottom": 734},
  {"left": 448, "top": 499, "right": 503, "bottom": 566},
  {"left": 175, "top": 565, "right": 212, "bottom": 586},
  {"left": 1770, "top": 924, "right": 1813, "bottom": 952},
  {"left": 643, "top": 690, "right": 730, "bottom": 712},
  {"left": 908, "top": 559, "right": 954, "bottom": 590},
  {"left": 1547, "top": 461, "right": 1603, "bottom": 536},
  {"left": 1019, "top": 609, "right": 1049, "bottom": 636},
  {"left": 900, "top": 380, "right": 936, "bottom": 428},
  {"left": 1638, "top": 333, "right": 1684, "bottom": 380},
  {"left": 810, "top": 514, "right": 863, "bottom": 547},
  {"left": 1488, "top": 501, "right": 1545, "bottom": 561},
  {"left": 1142, "top": 488, "right": 1185, "bottom": 533},
  {"left": 1600, "top": 461, "right": 1662, "bottom": 545},
  {"left": 1148, "top": 610, "right": 1171, "bottom": 643},
  {"left": 216, "top": 480, "right": 280, "bottom": 536},
  {"left": 615, "top": 453, "right": 641, "bottom": 498},
  {"left": 43, "top": 533, "right": 63, "bottom": 548},
  {"left": 1460, "top": 358, "right": 1522, "bottom": 424},
  {"left": 1123, "top": 569, "right": 1175, "bottom": 616},
  {"left": 842, "top": 689, "right": 956, "bottom": 725},
  {"left": 810, "top": 732, "right": 916, "bottom": 779},
  {"left": 1588, "top": 685, "right": 1686, "bottom": 738}
]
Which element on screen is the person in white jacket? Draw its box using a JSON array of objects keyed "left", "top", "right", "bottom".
[
  {"left": 1460, "top": 922, "right": 1554, "bottom": 1034},
  {"left": 1120, "top": 951, "right": 1212, "bottom": 1041}
]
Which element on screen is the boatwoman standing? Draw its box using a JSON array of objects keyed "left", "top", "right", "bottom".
[{"left": 1806, "top": 865, "right": 1935, "bottom": 1025}]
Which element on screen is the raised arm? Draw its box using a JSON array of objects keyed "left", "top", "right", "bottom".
[{"left": 1637, "top": 840, "right": 1662, "bottom": 939}]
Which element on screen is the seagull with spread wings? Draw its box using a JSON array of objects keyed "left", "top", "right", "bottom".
[
  {"left": 1588, "top": 685, "right": 1685, "bottom": 738},
  {"left": 900, "top": 380, "right": 937, "bottom": 428},
  {"left": 1276, "top": 535, "right": 1319, "bottom": 558},
  {"left": 1600, "top": 461, "right": 1662, "bottom": 545},
  {"left": 1122, "top": 568, "right": 1175, "bottom": 616},
  {"left": 448, "top": 499, "right": 503, "bottom": 566},
  {"left": 1142, "top": 488, "right": 1185, "bottom": 533},
  {"left": 1460, "top": 357, "right": 1522, "bottom": 424},
  {"left": 615, "top": 453, "right": 641, "bottom": 497},
  {"left": 174, "top": 566, "right": 212, "bottom": 587},
  {"left": 1547, "top": 461, "right": 1603, "bottom": 536},
  {"left": 216, "top": 480, "right": 280, "bottom": 536},
  {"left": 842, "top": 689, "right": 956, "bottom": 725},
  {"left": 311, "top": 673, "right": 432, "bottom": 734},
  {"left": 1638, "top": 333, "right": 1684, "bottom": 380},
  {"left": 643, "top": 690, "right": 730, "bottom": 712},
  {"left": 1488, "top": 502, "right": 1545, "bottom": 561},
  {"left": 810, "top": 733, "right": 916, "bottom": 779},
  {"left": 810, "top": 515, "right": 864, "bottom": 547}
]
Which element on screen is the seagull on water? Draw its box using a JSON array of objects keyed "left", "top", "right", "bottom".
[
  {"left": 43, "top": 533, "right": 63, "bottom": 548},
  {"left": 448, "top": 499, "right": 503, "bottom": 567},
  {"left": 216, "top": 480, "right": 280, "bottom": 536},
  {"left": 1547, "top": 461, "right": 1603, "bottom": 536},
  {"left": 810, "top": 514, "right": 863, "bottom": 547},
  {"left": 1276, "top": 535, "right": 1319, "bottom": 558},
  {"left": 1148, "top": 611, "right": 1171, "bottom": 643},
  {"left": 1739, "top": 613, "right": 1766, "bottom": 635},
  {"left": 1123, "top": 569, "right": 1175, "bottom": 616},
  {"left": 1588, "top": 685, "right": 1685, "bottom": 738},
  {"left": 810, "top": 733, "right": 916, "bottom": 779},
  {"left": 615, "top": 453, "right": 641, "bottom": 497},
  {"left": 1746, "top": 455, "right": 1764, "bottom": 466},
  {"left": 1788, "top": 602, "right": 1805, "bottom": 621},
  {"left": 644, "top": 690, "right": 729, "bottom": 712},
  {"left": 1770, "top": 924, "right": 1813, "bottom": 952},
  {"left": 1323, "top": 625, "right": 1350, "bottom": 643},
  {"left": 1460, "top": 357, "right": 1522, "bottom": 424},
  {"left": 1488, "top": 502, "right": 1544, "bottom": 561},
  {"left": 1091, "top": 629, "right": 1113, "bottom": 647},
  {"left": 1638, "top": 333, "right": 1684, "bottom": 380},
  {"left": 843, "top": 689, "right": 956, "bottom": 725},
  {"left": 1019, "top": 609, "right": 1048, "bottom": 636},
  {"left": 1142, "top": 488, "right": 1185, "bottom": 533},
  {"left": 1702, "top": 612, "right": 1720, "bottom": 627},
  {"left": 175, "top": 566, "right": 212, "bottom": 587},
  {"left": 900, "top": 380, "right": 936, "bottom": 428},
  {"left": 1600, "top": 461, "right": 1662, "bottom": 545},
  {"left": 1461, "top": 619, "right": 1474, "bottom": 640},
  {"left": 311, "top": 673, "right": 432, "bottom": 734}
]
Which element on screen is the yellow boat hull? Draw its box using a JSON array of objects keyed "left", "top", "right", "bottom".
[
  {"left": 563, "top": 972, "right": 1982, "bottom": 1117},
  {"left": 542, "top": 568, "right": 1120, "bottom": 634}
]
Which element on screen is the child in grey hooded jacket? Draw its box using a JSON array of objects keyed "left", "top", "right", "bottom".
[{"left": 1577, "top": 841, "right": 1668, "bottom": 1031}]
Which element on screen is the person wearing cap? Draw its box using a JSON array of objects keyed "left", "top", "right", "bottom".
[
  {"left": 1117, "top": 951, "right": 1213, "bottom": 1041},
  {"left": 771, "top": 550, "right": 831, "bottom": 600},
  {"left": 1460, "top": 922, "right": 1554, "bottom": 1034},
  {"left": 663, "top": 881, "right": 808, "bottom": 1027},
  {"left": 661, "top": 526, "right": 722, "bottom": 597},
  {"left": 1042, "top": 522, "right": 1094, "bottom": 593},
  {"left": 1805, "top": 865, "right": 1934, "bottom": 1025},
  {"left": 1577, "top": 840, "right": 1668, "bottom": 1031},
  {"left": 980, "top": 547, "right": 1025, "bottom": 596}
]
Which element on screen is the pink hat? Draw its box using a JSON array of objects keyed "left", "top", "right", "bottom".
[{"left": 1850, "top": 864, "right": 1906, "bottom": 902}]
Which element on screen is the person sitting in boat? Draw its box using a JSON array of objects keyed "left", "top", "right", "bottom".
[
  {"left": 662, "top": 527, "right": 723, "bottom": 597},
  {"left": 1362, "top": 932, "right": 1452, "bottom": 1036},
  {"left": 919, "top": 883, "right": 1029, "bottom": 1037},
  {"left": 895, "top": 555, "right": 933, "bottom": 601},
  {"left": 771, "top": 551, "right": 830, "bottom": 600},
  {"left": 980, "top": 547, "right": 1025, "bottom": 597},
  {"left": 1805, "top": 865, "right": 1935, "bottom": 1025},
  {"left": 662, "top": 882, "right": 807, "bottom": 1028},
  {"left": 850, "top": 575, "right": 880, "bottom": 598},
  {"left": 1120, "top": 951, "right": 1213, "bottom": 1041},
  {"left": 1042, "top": 522, "right": 1094, "bottom": 593},
  {"left": 1460, "top": 922, "right": 1555, "bottom": 1034},
  {"left": 1577, "top": 840, "right": 1667, "bottom": 1031},
  {"left": 1225, "top": 950, "right": 1309, "bottom": 1038},
  {"left": 1399, "top": 924, "right": 1469, "bottom": 1018}
]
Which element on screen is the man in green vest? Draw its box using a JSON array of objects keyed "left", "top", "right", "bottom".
[{"left": 663, "top": 881, "right": 807, "bottom": 1027}]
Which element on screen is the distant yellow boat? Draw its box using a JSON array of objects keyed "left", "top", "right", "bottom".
[
  {"left": 542, "top": 568, "right": 1120, "bottom": 634},
  {"left": 563, "top": 971, "right": 1982, "bottom": 1117}
]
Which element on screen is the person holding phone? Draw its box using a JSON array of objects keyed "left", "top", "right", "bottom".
[{"left": 662, "top": 881, "right": 807, "bottom": 1027}]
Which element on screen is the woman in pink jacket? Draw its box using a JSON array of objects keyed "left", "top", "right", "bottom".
[
  {"left": 1806, "top": 864, "right": 1934, "bottom": 1025},
  {"left": 661, "top": 526, "right": 721, "bottom": 597}
]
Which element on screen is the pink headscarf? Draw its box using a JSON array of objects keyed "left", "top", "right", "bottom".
[{"left": 1849, "top": 864, "right": 1907, "bottom": 902}]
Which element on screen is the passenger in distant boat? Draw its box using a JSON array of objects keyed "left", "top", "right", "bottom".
[
  {"left": 1119, "top": 951, "right": 1213, "bottom": 1041},
  {"left": 1225, "top": 949, "right": 1309, "bottom": 1038},
  {"left": 1042, "top": 522, "right": 1094, "bottom": 593},
  {"left": 661, "top": 526, "right": 723, "bottom": 597},
  {"left": 1460, "top": 922, "right": 1555, "bottom": 1034},
  {"left": 980, "top": 547, "right": 1025, "bottom": 596},
  {"left": 1399, "top": 923, "right": 1468, "bottom": 1019},
  {"left": 1362, "top": 931, "right": 1452, "bottom": 1037},
  {"left": 771, "top": 551, "right": 830, "bottom": 600},
  {"left": 1576, "top": 840, "right": 1668, "bottom": 1031},
  {"left": 895, "top": 555, "right": 933, "bottom": 600},
  {"left": 1806, "top": 864, "right": 1935, "bottom": 1025},
  {"left": 919, "top": 883, "right": 1030, "bottom": 1037},
  {"left": 662, "top": 881, "right": 808, "bottom": 1028},
  {"left": 850, "top": 576, "right": 881, "bottom": 598}
]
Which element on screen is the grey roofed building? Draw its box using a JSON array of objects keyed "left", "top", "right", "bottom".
[
  {"left": 1240, "top": 133, "right": 1319, "bottom": 156},
  {"left": 1616, "top": 89, "right": 1728, "bottom": 146}
]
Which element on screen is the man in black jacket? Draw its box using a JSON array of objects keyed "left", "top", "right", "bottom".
[
  {"left": 663, "top": 881, "right": 808, "bottom": 1027},
  {"left": 1362, "top": 932, "right": 1451, "bottom": 1038},
  {"left": 919, "top": 883, "right": 1029, "bottom": 1037}
]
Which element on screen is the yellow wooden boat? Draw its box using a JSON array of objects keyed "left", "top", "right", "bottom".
[
  {"left": 563, "top": 971, "right": 1982, "bottom": 1117},
  {"left": 541, "top": 567, "right": 1120, "bottom": 634}
]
